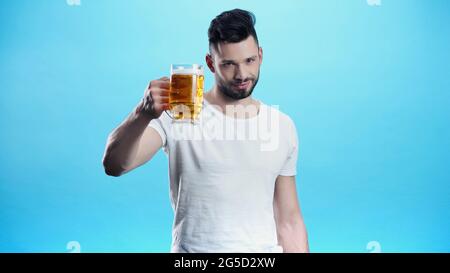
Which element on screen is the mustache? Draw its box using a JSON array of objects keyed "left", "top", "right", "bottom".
[{"left": 232, "top": 78, "right": 254, "bottom": 85}]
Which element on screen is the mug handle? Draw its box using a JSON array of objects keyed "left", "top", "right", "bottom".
[{"left": 164, "top": 78, "right": 175, "bottom": 119}]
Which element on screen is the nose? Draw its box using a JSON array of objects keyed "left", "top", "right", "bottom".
[{"left": 234, "top": 64, "right": 249, "bottom": 82}]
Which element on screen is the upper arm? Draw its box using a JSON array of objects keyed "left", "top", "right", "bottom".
[
  {"left": 273, "top": 175, "right": 303, "bottom": 224},
  {"left": 273, "top": 175, "right": 309, "bottom": 252},
  {"left": 122, "top": 126, "right": 163, "bottom": 174}
]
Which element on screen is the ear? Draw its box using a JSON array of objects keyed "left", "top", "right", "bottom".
[
  {"left": 258, "top": 47, "right": 263, "bottom": 65},
  {"left": 205, "top": 54, "right": 215, "bottom": 73}
]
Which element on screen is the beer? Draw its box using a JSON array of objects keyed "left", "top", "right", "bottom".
[{"left": 168, "top": 64, "right": 204, "bottom": 121}]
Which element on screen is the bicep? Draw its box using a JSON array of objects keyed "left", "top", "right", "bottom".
[{"left": 123, "top": 126, "right": 163, "bottom": 173}]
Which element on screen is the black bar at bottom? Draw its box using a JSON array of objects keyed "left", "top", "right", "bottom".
[{"left": 0, "top": 253, "right": 447, "bottom": 272}]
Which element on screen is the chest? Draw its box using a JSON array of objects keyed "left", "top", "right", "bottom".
[{"left": 170, "top": 138, "right": 288, "bottom": 175}]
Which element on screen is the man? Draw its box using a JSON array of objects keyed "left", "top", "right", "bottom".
[{"left": 102, "top": 9, "right": 309, "bottom": 253}]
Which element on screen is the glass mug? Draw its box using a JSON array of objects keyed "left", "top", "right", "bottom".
[{"left": 165, "top": 64, "right": 204, "bottom": 123}]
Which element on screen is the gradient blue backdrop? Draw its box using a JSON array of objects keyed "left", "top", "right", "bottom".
[{"left": 0, "top": 0, "right": 449, "bottom": 253}]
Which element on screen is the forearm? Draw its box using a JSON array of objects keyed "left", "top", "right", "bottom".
[
  {"left": 276, "top": 218, "right": 309, "bottom": 253},
  {"left": 102, "top": 101, "right": 153, "bottom": 176}
]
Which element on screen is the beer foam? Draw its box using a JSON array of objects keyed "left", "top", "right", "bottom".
[{"left": 172, "top": 65, "right": 203, "bottom": 75}]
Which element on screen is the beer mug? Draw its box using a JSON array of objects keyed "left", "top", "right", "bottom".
[{"left": 165, "top": 64, "right": 204, "bottom": 123}]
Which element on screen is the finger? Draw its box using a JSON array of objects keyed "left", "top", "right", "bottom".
[
  {"left": 153, "top": 93, "right": 169, "bottom": 100},
  {"left": 155, "top": 103, "right": 170, "bottom": 112},
  {"left": 159, "top": 89, "right": 170, "bottom": 96},
  {"left": 152, "top": 82, "right": 170, "bottom": 90},
  {"left": 148, "top": 78, "right": 169, "bottom": 89},
  {"left": 162, "top": 103, "right": 170, "bottom": 110},
  {"left": 158, "top": 81, "right": 170, "bottom": 88},
  {"left": 157, "top": 97, "right": 169, "bottom": 103},
  {"left": 153, "top": 96, "right": 169, "bottom": 103},
  {"left": 151, "top": 87, "right": 170, "bottom": 97}
]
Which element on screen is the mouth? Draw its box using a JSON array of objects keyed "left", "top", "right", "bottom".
[{"left": 233, "top": 81, "right": 251, "bottom": 90}]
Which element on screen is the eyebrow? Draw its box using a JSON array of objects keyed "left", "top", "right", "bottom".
[{"left": 221, "top": 55, "right": 258, "bottom": 63}]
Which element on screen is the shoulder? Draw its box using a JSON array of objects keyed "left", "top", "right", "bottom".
[
  {"left": 260, "top": 102, "right": 299, "bottom": 150},
  {"left": 150, "top": 111, "right": 172, "bottom": 127},
  {"left": 261, "top": 102, "right": 296, "bottom": 130}
]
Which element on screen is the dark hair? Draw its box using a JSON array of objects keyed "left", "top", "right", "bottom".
[{"left": 208, "top": 9, "right": 259, "bottom": 52}]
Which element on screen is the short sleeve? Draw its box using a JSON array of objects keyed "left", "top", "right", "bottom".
[
  {"left": 148, "top": 113, "right": 170, "bottom": 149},
  {"left": 278, "top": 117, "right": 299, "bottom": 176}
]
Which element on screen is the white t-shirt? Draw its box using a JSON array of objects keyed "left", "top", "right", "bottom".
[{"left": 148, "top": 98, "right": 299, "bottom": 253}]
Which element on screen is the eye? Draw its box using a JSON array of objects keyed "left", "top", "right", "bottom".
[
  {"left": 222, "top": 62, "right": 233, "bottom": 67},
  {"left": 246, "top": 58, "right": 255, "bottom": 64}
]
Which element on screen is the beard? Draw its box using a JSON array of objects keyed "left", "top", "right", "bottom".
[{"left": 216, "top": 71, "right": 260, "bottom": 100}]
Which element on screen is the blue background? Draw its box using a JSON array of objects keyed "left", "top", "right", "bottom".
[{"left": 0, "top": 0, "right": 449, "bottom": 253}]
